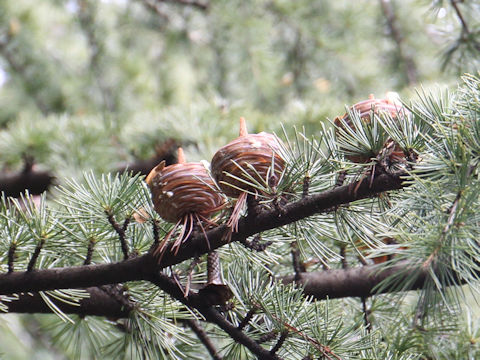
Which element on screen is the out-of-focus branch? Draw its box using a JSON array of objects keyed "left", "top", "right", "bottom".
[
  {"left": 0, "top": 169, "right": 55, "bottom": 197},
  {"left": 3, "top": 286, "right": 133, "bottom": 318},
  {"left": 450, "top": 0, "right": 471, "bottom": 36},
  {"left": 379, "top": 0, "right": 418, "bottom": 85},
  {"left": 140, "top": 0, "right": 169, "bottom": 20},
  {"left": 116, "top": 138, "right": 178, "bottom": 175},
  {"left": 449, "top": 0, "right": 480, "bottom": 51},
  {"left": 0, "top": 138, "right": 178, "bottom": 197},
  {"left": 76, "top": 0, "right": 118, "bottom": 113},
  {"left": 159, "top": 0, "right": 209, "bottom": 10}
]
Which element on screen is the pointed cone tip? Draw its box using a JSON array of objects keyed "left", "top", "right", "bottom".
[
  {"left": 239, "top": 117, "right": 248, "bottom": 137},
  {"left": 177, "top": 147, "right": 186, "bottom": 164}
]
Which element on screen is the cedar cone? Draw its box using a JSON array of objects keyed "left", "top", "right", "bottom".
[
  {"left": 146, "top": 148, "right": 225, "bottom": 223},
  {"left": 334, "top": 93, "right": 408, "bottom": 163},
  {"left": 211, "top": 118, "right": 285, "bottom": 198}
]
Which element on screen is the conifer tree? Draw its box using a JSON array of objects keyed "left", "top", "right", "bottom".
[{"left": 1, "top": 1, "right": 480, "bottom": 359}]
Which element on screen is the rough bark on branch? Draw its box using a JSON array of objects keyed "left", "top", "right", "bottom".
[
  {"left": 281, "top": 261, "right": 428, "bottom": 300},
  {"left": 148, "top": 272, "right": 281, "bottom": 360},
  {"left": 0, "top": 170, "right": 406, "bottom": 296}
]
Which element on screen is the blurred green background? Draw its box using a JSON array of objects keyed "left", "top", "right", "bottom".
[{"left": 0, "top": 0, "right": 476, "bottom": 173}]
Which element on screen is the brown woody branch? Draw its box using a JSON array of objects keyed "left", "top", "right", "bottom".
[
  {"left": 281, "top": 261, "right": 428, "bottom": 300},
  {"left": 3, "top": 286, "right": 133, "bottom": 318},
  {"left": 0, "top": 168, "right": 414, "bottom": 359},
  {"left": 148, "top": 271, "right": 282, "bottom": 360},
  {"left": 0, "top": 255, "right": 154, "bottom": 295},
  {"left": 0, "top": 170, "right": 406, "bottom": 296},
  {"left": 0, "top": 170, "right": 55, "bottom": 197},
  {"left": 0, "top": 167, "right": 462, "bottom": 360},
  {"left": 1, "top": 262, "right": 431, "bottom": 317},
  {"left": 0, "top": 169, "right": 441, "bottom": 357}
]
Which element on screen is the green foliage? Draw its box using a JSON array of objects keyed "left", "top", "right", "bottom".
[{"left": 1, "top": 0, "right": 480, "bottom": 359}]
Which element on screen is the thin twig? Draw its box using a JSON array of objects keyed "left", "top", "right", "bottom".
[
  {"left": 302, "top": 175, "right": 310, "bottom": 198},
  {"left": 84, "top": 237, "right": 96, "bottom": 265},
  {"left": 291, "top": 242, "right": 305, "bottom": 281},
  {"left": 27, "top": 237, "right": 46, "bottom": 272},
  {"left": 340, "top": 244, "right": 348, "bottom": 269},
  {"left": 238, "top": 307, "right": 257, "bottom": 331},
  {"left": 122, "top": 217, "right": 131, "bottom": 235},
  {"left": 264, "top": 311, "right": 341, "bottom": 360},
  {"left": 412, "top": 295, "right": 427, "bottom": 328},
  {"left": 270, "top": 330, "right": 288, "bottom": 355},
  {"left": 423, "top": 185, "right": 464, "bottom": 269},
  {"left": 152, "top": 220, "right": 160, "bottom": 246},
  {"left": 140, "top": 0, "right": 169, "bottom": 20},
  {"left": 148, "top": 272, "right": 283, "bottom": 360},
  {"left": 450, "top": 0, "right": 471, "bottom": 35},
  {"left": 106, "top": 211, "right": 130, "bottom": 260},
  {"left": 185, "top": 318, "right": 223, "bottom": 360},
  {"left": 337, "top": 174, "right": 349, "bottom": 270},
  {"left": 442, "top": 0, "right": 480, "bottom": 58},
  {"left": 336, "top": 170, "right": 347, "bottom": 188},
  {"left": 239, "top": 234, "right": 272, "bottom": 252},
  {"left": 361, "top": 297, "right": 372, "bottom": 332},
  {"left": 257, "top": 330, "right": 278, "bottom": 344},
  {"left": 158, "top": 0, "right": 209, "bottom": 10},
  {"left": 7, "top": 242, "right": 16, "bottom": 273}
]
